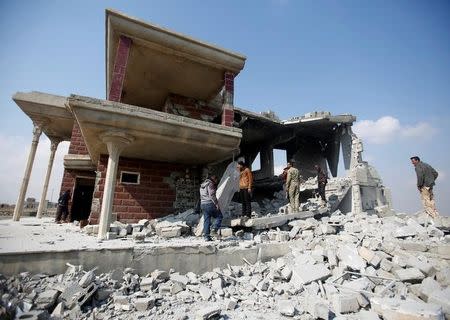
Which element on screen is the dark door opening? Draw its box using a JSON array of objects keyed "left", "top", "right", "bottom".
[{"left": 70, "top": 177, "right": 95, "bottom": 222}]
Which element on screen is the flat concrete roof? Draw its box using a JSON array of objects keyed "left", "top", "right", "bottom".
[
  {"left": 105, "top": 9, "right": 246, "bottom": 109},
  {"left": 68, "top": 95, "right": 242, "bottom": 164},
  {"left": 12, "top": 91, "right": 74, "bottom": 141}
]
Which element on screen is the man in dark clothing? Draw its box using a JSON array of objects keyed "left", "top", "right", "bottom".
[
  {"left": 314, "top": 165, "right": 328, "bottom": 206},
  {"left": 200, "top": 175, "right": 223, "bottom": 241},
  {"left": 55, "top": 190, "right": 70, "bottom": 223},
  {"left": 411, "top": 156, "right": 439, "bottom": 219}
]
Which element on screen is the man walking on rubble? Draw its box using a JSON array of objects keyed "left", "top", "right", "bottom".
[
  {"left": 315, "top": 164, "right": 328, "bottom": 206},
  {"left": 410, "top": 156, "right": 440, "bottom": 219},
  {"left": 200, "top": 175, "right": 223, "bottom": 241},
  {"left": 238, "top": 161, "right": 253, "bottom": 218},
  {"left": 55, "top": 189, "right": 70, "bottom": 224},
  {"left": 286, "top": 161, "right": 300, "bottom": 212}
]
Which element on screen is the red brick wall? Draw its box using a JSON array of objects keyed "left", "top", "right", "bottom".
[
  {"left": 108, "top": 35, "right": 132, "bottom": 102},
  {"left": 89, "top": 156, "right": 196, "bottom": 224},
  {"left": 164, "top": 94, "right": 221, "bottom": 122},
  {"left": 67, "top": 123, "right": 89, "bottom": 155}
]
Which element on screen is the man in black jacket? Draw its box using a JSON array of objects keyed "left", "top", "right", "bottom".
[
  {"left": 411, "top": 156, "right": 439, "bottom": 219},
  {"left": 55, "top": 190, "right": 71, "bottom": 223}
]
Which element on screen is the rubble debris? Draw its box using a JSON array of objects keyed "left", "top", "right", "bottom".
[{"left": 1, "top": 209, "right": 450, "bottom": 319}]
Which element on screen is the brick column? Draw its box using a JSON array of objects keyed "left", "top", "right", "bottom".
[
  {"left": 108, "top": 35, "right": 132, "bottom": 102},
  {"left": 222, "top": 71, "right": 235, "bottom": 127}
]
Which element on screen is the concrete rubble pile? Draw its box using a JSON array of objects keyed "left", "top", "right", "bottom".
[{"left": 2, "top": 210, "right": 450, "bottom": 320}]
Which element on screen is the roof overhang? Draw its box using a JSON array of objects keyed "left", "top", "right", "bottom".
[
  {"left": 105, "top": 9, "right": 246, "bottom": 109},
  {"left": 12, "top": 92, "right": 74, "bottom": 141},
  {"left": 67, "top": 95, "right": 242, "bottom": 165}
]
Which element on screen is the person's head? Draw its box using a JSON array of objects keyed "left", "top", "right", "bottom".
[
  {"left": 209, "top": 175, "right": 218, "bottom": 184},
  {"left": 64, "top": 189, "right": 70, "bottom": 195},
  {"left": 314, "top": 164, "right": 320, "bottom": 171},
  {"left": 410, "top": 156, "right": 421, "bottom": 166},
  {"left": 237, "top": 160, "right": 246, "bottom": 171},
  {"left": 287, "top": 160, "right": 295, "bottom": 168}
]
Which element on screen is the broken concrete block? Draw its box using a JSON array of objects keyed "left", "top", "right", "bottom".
[
  {"left": 332, "top": 293, "right": 360, "bottom": 314},
  {"left": 290, "top": 263, "right": 331, "bottom": 285},
  {"left": 380, "top": 258, "right": 394, "bottom": 272},
  {"left": 106, "top": 232, "right": 116, "bottom": 240},
  {"left": 418, "top": 277, "right": 442, "bottom": 302},
  {"left": 157, "top": 226, "right": 182, "bottom": 238},
  {"left": 436, "top": 267, "right": 450, "bottom": 286},
  {"left": 406, "top": 256, "right": 436, "bottom": 276},
  {"left": 211, "top": 278, "right": 223, "bottom": 290},
  {"left": 140, "top": 277, "right": 154, "bottom": 291},
  {"left": 195, "top": 306, "right": 221, "bottom": 320},
  {"left": 113, "top": 295, "right": 129, "bottom": 306},
  {"left": 303, "top": 294, "right": 330, "bottom": 319},
  {"left": 428, "top": 287, "right": 450, "bottom": 318},
  {"left": 199, "top": 286, "right": 213, "bottom": 301},
  {"left": 393, "top": 267, "right": 425, "bottom": 283},
  {"left": 281, "top": 267, "right": 293, "bottom": 281},
  {"left": 393, "top": 225, "right": 418, "bottom": 238},
  {"left": 170, "top": 274, "right": 189, "bottom": 288},
  {"left": 51, "top": 301, "right": 65, "bottom": 318},
  {"left": 289, "top": 225, "right": 301, "bottom": 239},
  {"left": 224, "top": 298, "right": 237, "bottom": 310},
  {"left": 320, "top": 224, "right": 337, "bottom": 234},
  {"left": 158, "top": 283, "right": 172, "bottom": 295},
  {"left": 35, "top": 289, "right": 59, "bottom": 309},
  {"left": 95, "top": 288, "right": 113, "bottom": 301},
  {"left": 337, "top": 245, "right": 366, "bottom": 271},
  {"left": 278, "top": 299, "right": 296, "bottom": 317},
  {"left": 327, "top": 249, "right": 338, "bottom": 267},
  {"left": 17, "top": 310, "right": 50, "bottom": 320},
  {"left": 370, "top": 297, "right": 444, "bottom": 320},
  {"left": 170, "top": 282, "right": 184, "bottom": 295},
  {"left": 151, "top": 269, "right": 169, "bottom": 282},
  {"left": 133, "top": 297, "right": 155, "bottom": 312},
  {"left": 78, "top": 270, "right": 95, "bottom": 288}
]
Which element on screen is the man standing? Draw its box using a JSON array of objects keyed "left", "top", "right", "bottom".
[
  {"left": 237, "top": 161, "right": 253, "bottom": 218},
  {"left": 286, "top": 161, "right": 300, "bottom": 212},
  {"left": 411, "top": 156, "right": 439, "bottom": 219},
  {"left": 200, "top": 175, "right": 223, "bottom": 241},
  {"left": 55, "top": 189, "right": 70, "bottom": 224},
  {"left": 315, "top": 164, "right": 328, "bottom": 206}
]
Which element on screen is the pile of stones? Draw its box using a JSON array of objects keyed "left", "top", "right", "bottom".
[{"left": 1, "top": 210, "right": 449, "bottom": 319}]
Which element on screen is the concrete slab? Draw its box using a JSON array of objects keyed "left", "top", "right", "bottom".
[
  {"left": 370, "top": 297, "right": 444, "bottom": 320},
  {"left": 243, "top": 211, "right": 315, "bottom": 230}
]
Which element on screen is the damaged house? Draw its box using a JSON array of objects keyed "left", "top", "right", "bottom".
[{"left": 11, "top": 9, "right": 391, "bottom": 240}]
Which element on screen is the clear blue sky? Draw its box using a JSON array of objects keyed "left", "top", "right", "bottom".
[{"left": 1, "top": 0, "right": 449, "bottom": 214}]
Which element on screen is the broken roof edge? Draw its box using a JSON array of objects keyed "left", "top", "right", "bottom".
[
  {"left": 67, "top": 94, "right": 243, "bottom": 137},
  {"left": 105, "top": 8, "right": 247, "bottom": 97},
  {"left": 235, "top": 106, "right": 356, "bottom": 126}
]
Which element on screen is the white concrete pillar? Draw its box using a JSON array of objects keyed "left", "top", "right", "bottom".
[
  {"left": 36, "top": 138, "right": 61, "bottom": 218},
  {"left": 13, "top": 123, "right": 43, "bottom": 221},
  {"left": 98, "top": 132, "right": 134, "bottom": 240}
]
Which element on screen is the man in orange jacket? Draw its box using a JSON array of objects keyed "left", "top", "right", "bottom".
[{"left": 237, "top": 161, "right": 253, "bottom": 218}]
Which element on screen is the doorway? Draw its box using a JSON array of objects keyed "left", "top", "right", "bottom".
[{"left": 70, "top": 177, "right": 95, "bottom": 222}]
